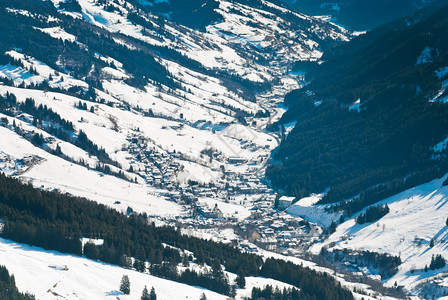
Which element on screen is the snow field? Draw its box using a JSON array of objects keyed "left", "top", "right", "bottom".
[
  {"left": 0, "top": 86, "right": 270, "bottom": 164},
  {"left": 0, "top": 238, "right": 227, "bottom": 300},
  {"left": 1, "top": 50, "right": 88, "bottom": 90},
  {"left": 198, "top": 197, "right": 251, "bottom": 221}
]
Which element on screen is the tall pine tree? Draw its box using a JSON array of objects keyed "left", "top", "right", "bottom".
[
  {"left": 236, "top": 268, "right": 246, "bottom": 289},
  {"left": 141, "top": 285, "right": 150, "bottom": 300},
  {"left": 150, "top": 286, "right": 157, "bottom": 300},
  {"left": 119, "top": 274, "right": 130, "bottom": 295}
]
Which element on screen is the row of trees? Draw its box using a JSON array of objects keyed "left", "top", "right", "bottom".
[
  {"left": 260, "top": 258, "right": 353, "bottom": 300},
  {"left": 428, "top": 254, "right": 446, "bottom": 271},
  {"left": 119, "top": 275, "right": 157, "bottom": 299},
  {"left": 148, "top": 261, "right": 231, "bottom": 295},
  {"left": 250, "top": 285, "right": 301, "bottom": 300},
  {"left": 320, "top": 248, "right": 402, "bottom": 279}
]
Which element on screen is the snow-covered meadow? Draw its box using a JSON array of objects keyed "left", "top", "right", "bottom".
[{"left": 0, "top": 238, "right": 228, "bottom": 300}]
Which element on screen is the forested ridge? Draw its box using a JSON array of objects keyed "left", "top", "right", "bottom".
[
  {"left": 279, "top": 0, "right": 441, "bottom": 30},
  {"left": 267, "top": 3, "right": 448, "bottom": 213},
  {"left": 0, "top": 173, "right": 353, "bottom": 299}
]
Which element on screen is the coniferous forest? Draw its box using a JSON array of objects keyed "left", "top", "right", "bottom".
[{"left": 267, "top": 4, "right": 448, "bottom": 213}]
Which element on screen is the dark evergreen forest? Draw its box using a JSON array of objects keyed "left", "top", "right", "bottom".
[
  {"left": 267, "top": 3, "right": 448, "bottom": 213},
  {"left": 280, "top": 0, "right": 442, "bottom": 30},
  {"left": 249, "top": 285, "right": 301, "bottom": 300},
  {"left": 356, "top": 204, "right": 390, "bottom": 224}
]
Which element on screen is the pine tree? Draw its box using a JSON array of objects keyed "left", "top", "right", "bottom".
[
  {"left": 119, "top": 274, "right": 130, "bottom": 295},
  {"left": 84, "top": 242, "right": 99, "bottom": 260},
  {"left": 329, "top": 221, "right": 337, "bottom": 234},
  {"left": 134, "top": 258, "right": 145, "bottom": 273},
  {"left": 54, "top": 144, "right": 62, "bottom": 156},
  {"left": 141, "top": 286, "right": 150, "bottom": 300},
  {"left": 149, "top": 287, "right": 157, "bottom": 300},
  {"left": 236, "top": 268, "right": 246, "bottom": 289},
  {"left": 182, "top": 255, "right": 189, "bottom": 267}
]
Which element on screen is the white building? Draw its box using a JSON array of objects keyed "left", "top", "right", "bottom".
[{"left": 278, "top": 196, "right": 295, "bottom": 209}]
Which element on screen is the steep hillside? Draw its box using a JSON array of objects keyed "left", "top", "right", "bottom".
[
  {"left": 5, "top": 0, "right": 448, "bottom": 298},
  {"left": 267, "top": 2, "right": 448, "bottom": 213}
]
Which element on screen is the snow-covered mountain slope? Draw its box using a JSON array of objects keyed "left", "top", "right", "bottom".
[
  {"left": 0, "top": 0, "right": 352, "bottom": 218},
  {"left": 1, "top": 0, "right": 422, "bottom": 298},
  {"left": 291, "top": 174, "right": 448, "bottom": 298},
  {"left": 0, "top": 123, "right": 182, "bottom": 217},
  {"left": 3, "top": 235, "right": 396, "bottom": 300},
  {"left": 268, "top": 1, "right": 448, "bottom": 216}
]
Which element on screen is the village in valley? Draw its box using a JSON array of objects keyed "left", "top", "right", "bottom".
[{"left": 119, "top": 117, "right": 323, "bottom": 257}]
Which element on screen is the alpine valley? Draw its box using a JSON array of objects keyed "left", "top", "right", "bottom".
[{"left": 0, "top": 0, "right": 447, "bottom": 299}]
